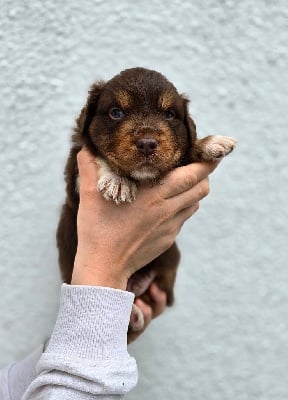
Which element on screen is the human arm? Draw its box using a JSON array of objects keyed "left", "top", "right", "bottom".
[{"left": 1, "top": 149, "right": 217, "bottom": 399}]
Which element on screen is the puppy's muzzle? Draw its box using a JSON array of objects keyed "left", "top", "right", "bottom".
[{"left": 136, "top": 138, "right": 158, "bottom": 157}]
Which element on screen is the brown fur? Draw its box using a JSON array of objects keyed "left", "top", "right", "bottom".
[{"left": 56, "top": 67, "right": 236, "bottom": 340}]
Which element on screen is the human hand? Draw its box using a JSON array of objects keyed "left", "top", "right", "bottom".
[{"left": 71, "top": 148, "right": 218, "bottom": 290}]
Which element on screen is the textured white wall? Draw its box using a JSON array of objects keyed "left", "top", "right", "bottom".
[{"left": 1, "top": 0, "right": 287, "bottom": 398}]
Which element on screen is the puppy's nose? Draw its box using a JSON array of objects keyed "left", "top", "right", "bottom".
[{"left": 136, "top": 138, "right": 158, "bottom": 156}]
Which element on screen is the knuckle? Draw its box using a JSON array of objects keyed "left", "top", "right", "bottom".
[
  {"left": 198, "top": 179, "right": 210, "bottom": 198},
  {"left": 149, "top": 194, "right": 164, "bottom": 208},
  {"left": 184, "top": 173, "right": 198, "bottom": 189},
  {"left": 174, "top": 170, "right": 198, "bottom": 193}
]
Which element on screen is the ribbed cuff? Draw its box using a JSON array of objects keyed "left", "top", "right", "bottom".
[{"left": 45, "top": 284, "right": 135, "bottom": 361}]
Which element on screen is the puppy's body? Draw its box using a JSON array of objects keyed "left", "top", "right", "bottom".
[{"left": 57, "top": 67, "right": 236, "bottom": 339}]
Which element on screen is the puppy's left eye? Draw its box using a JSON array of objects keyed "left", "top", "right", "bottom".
[
  {"left": 163, "top": 109, "right": 176, "bottom": 120},
  {"left": 109, "top": 107, "right": 125, "bottom": 120}
]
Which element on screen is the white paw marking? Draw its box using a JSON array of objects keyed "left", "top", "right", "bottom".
[
  {"left": 95, "top": 157, "right": 137, "bottom": 204},
  {"left": 203, "top": 136, "right": 237, "bottom": 160},
  {"left": 97, "top": 173, "right": 137, "bottom": 204},
  {"left": 129, "top": 303, "right": 145, "bottom": 332}
]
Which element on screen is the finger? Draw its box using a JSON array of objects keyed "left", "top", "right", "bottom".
[
  {"left": 77, "top": 147, "right": 99, "bottom": 190},
  {"left": 149, "top": 283, "right": 167, "bottom": 318},
  {"left": 160, "top": 203, "right": 200, "bottom": 245},
  {"left": 160, "top": 161, "right": 218, "bottom": 199},
  {"left": 168, "top": 177, "right": 210, "bottom": 214},
  {"left": 172, "top": 203, "right": 200, "bottom": 231}
]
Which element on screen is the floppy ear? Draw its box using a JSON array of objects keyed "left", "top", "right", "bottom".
[
  {"left": 76, "top": 81, "right": 105, "bottom": 147},
  {"left": 182, "top": 96, "right": 197, "bottom": 145},
  {"left": 180, "top": 95, "right": 201, "bottom": 164}
]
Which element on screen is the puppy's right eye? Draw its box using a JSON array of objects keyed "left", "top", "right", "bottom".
[
  {"left": 109, "top": 108, "right": 124, "bottom": 120},
  {"left": 163, "top": 109, "right": 176, "bottom": 120}
]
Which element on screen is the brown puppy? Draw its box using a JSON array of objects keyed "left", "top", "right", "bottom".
[{"left": 57, "top": 67, "right": 236, "bottom": 339}]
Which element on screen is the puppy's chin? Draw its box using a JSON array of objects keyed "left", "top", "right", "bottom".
[{"left": 130, "top": 165, "right": 160, "bottom": 181}]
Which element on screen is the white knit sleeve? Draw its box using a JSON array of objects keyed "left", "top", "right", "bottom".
[{"left": 5, "top": 284, "right": 137, "bottom": 400}]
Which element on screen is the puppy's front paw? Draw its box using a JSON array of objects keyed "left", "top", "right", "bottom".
[
  {"left": 201, "top": 135, "right": 237, "bottom": 161},
  {"left": 129, "top": 303, "right": 145, "bottom": 332},
  {"left": 98, "top": 173, "right": 137, "bottom": 204}
]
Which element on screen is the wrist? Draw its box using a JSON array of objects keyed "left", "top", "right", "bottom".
[{"left": 72, "top": 253, "right": 129, "bottom": 290}]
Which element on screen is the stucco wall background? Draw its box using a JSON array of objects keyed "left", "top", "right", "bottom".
[{"left": 0, "top": 0, "right": 287, "bottom": 398}]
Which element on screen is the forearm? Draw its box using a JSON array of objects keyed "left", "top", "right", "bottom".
[
  {"left": 0, "top": 153, "right": 216, "bottom": 399},
  {"left": 1, "top": 284, "right": 137, "bottom": 400}
]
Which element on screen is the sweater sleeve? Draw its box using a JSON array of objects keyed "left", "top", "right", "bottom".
[{"left": 1, "top": 284, "right": 137, "bottom": 400}]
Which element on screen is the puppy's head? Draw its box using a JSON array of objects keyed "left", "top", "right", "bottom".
[{"left": 77, "top": 67, "right": 196, "bottom": 180}]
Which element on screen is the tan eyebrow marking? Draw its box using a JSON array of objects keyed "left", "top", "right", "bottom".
[
  {"left": 158, "top": 90, "right": 175, "bottom": 109},
  {"left": 115, "top": 90, "right": 132, "bottom": 109}
]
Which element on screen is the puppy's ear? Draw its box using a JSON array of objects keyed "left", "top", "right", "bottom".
[
  {"left": 182, "top": 96, "right": 197, "bottom": 145},
  {"left": 77, "top": 80, "right": 105, "bottom": 139},
  {"left": 180, "top": 96, "right": 199, "bottom": 164}
]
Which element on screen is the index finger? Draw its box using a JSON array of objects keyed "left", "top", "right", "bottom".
[
  {"left": 160, "top": 161, "right": 219, "bottom": 199},
  {"left": 77, "top": 147, "right": 99, "bottom": 189}
]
